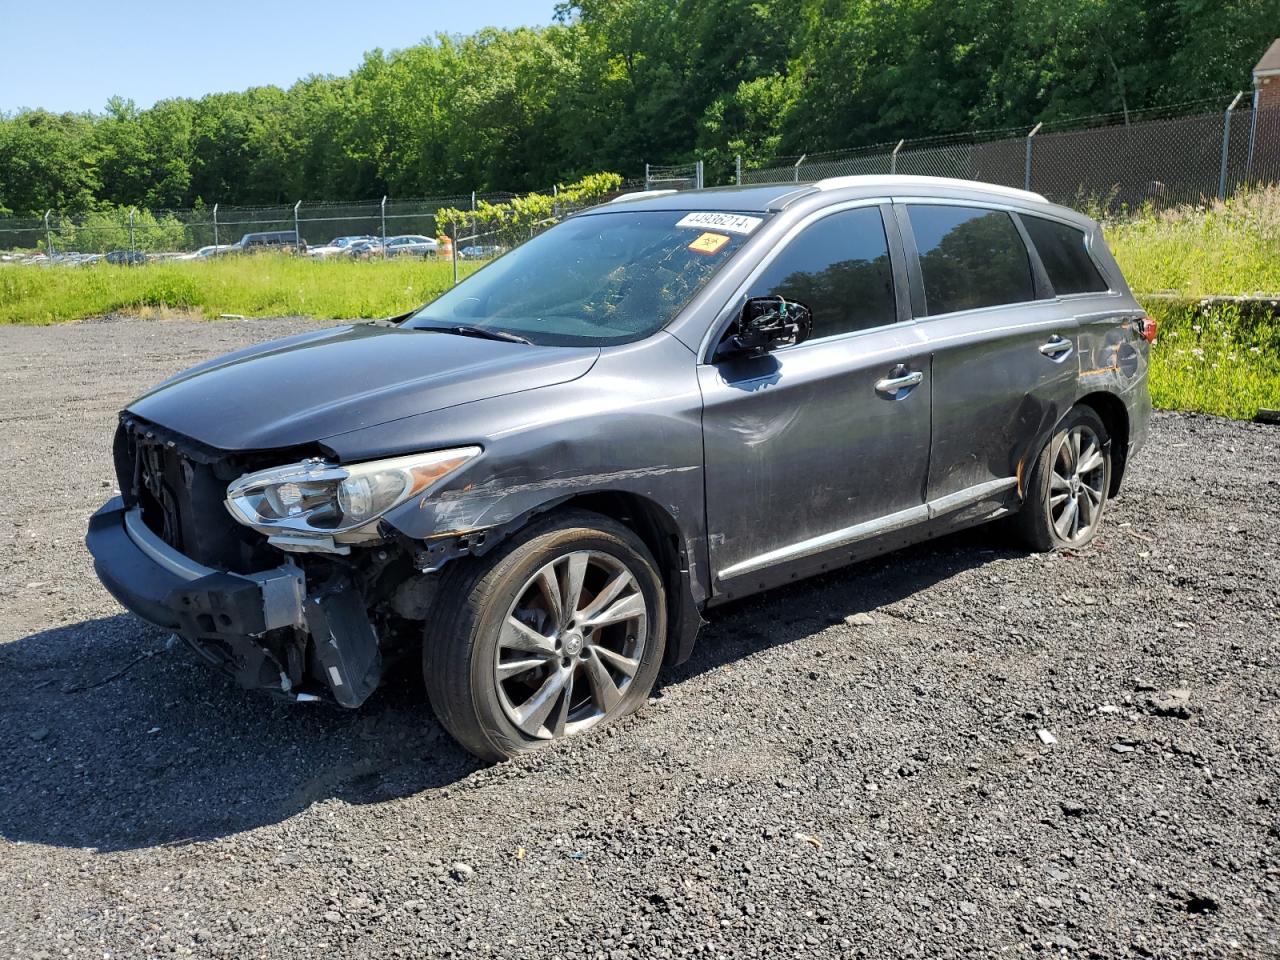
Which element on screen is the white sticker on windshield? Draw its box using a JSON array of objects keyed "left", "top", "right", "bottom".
[{"left": 675, "top": 212, "right": 763, "bottom": 235}]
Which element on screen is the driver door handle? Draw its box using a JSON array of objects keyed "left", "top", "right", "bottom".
[
  {"left": 1039, "top": 335, "right": 1073, "bottom": 357},
  {"left": 875, "top": 368, "right": 924, "bottom": 396}
]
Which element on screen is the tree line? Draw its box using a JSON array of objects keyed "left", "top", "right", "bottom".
[{"left": 1, "top": 0, "right": 1276, "bottom": 216}]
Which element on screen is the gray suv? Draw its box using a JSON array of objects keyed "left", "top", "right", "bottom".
[{"left": 86, "top": 176, "right": 1154, "bottom": 761}]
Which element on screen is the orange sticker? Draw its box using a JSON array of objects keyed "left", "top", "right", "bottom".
[{"left": 687, "top": 232, "right": 730, "bottom": 255}]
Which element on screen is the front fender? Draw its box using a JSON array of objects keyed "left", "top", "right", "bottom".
[{"left": 322, "top": 333, "right": 711, "bottom": 605}]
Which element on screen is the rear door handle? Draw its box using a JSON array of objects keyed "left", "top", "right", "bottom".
[
  {"left": 875, "top": 367, "right": 924, "bottom": 396},
  {"left": 1039, "top": 336, "right": 1073, "bottom": 358}
]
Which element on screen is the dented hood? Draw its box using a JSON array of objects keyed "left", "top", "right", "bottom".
[{"left": 128, "top": 323, "right": 599, "bottom": 452}]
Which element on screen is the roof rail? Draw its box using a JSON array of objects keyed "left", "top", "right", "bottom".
[
  {"left": 813, "top": 175, "right": 1047, "bottom": 203},
  {"left": 608, "top": 189, "right": 679, "bottom": 203}
]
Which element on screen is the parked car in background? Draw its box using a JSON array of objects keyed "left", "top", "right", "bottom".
[
  {"left": 345, "top": 238, "right": 385, "bottom": 259},
  {"left": 87, "top": 176, "right": 1153, "bottom": 762},
  {"left": 180, "top": 244, "right": 235, "bottom": 260},
  {"left": 307, "top": 236, "right": 377, "bottom": 259},
  {"left": 234, "top": 231, "right": 302, "bottom": 254},
  {"left": 458, "top": 244, "right": 504, "bottom": 260},
  {"left": 384, "top": 235, "right": 440, "bottom": 258},
  {"left": 104, "top": 250, "right": 147, "bottom": 265}
]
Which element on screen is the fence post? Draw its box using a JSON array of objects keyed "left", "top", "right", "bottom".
[
  {"left": 1247, "top": 87, "right": 1260, "bottom": 179},
  {"left": 43, "top": 210, "right": 53, "bottom": 258},
  {"left": 451, "top": 220, "right": 459, "bottom": 287},
  {"left": 553, "top": 184, "right": 559, "bottom": 219},
  {"left": 380, "top": 196, "right": 387, "bottom": 259},
  {"left": 1024, "top": 122, "right": 1043, "bottom": 192},
  {"left": 695, "top": 160, "right": 704, "bottom": 190},
  {"left": 793, "top": 154, "right": 807, "bottom": 183},
  {"left": 128, "top": 208, "right": 136, "bottom": 264},
  {"left": 890, "top": 139, "right": 905, "bottom": 175},
  {"left": 1219, "top": 91, "right": 1244, "bottom": 200},
  {"left": 212, "top": 203, "right": 219, "bottom": 249},
  {"left": 470, "top": 191, "right": 476, "bottom": 212},
  {"left": 645, "top": 163, "right": 651, "bottom": 191},
  {"left": 293, "top": 200, "right": 302, "bottom": 250},
  {"left": 735, "top": 155, "right": 742, "bottom": 185}
]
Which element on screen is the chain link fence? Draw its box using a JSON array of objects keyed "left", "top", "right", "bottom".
[
  {"left": 739, "top": 96, "right": 1280, "bottom": 214},
  {"left": 0, "top": 193, "right": 519, "bottom": 262},
  {"left": 644, "top": 162, "right": 704, "bottom": 192}
]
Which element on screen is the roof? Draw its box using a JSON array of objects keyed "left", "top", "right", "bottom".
[
  {"left": 582, "top": 176, "right": 1047, "bottom": 216},
  {"left": 1256, "top": 38, "right": 1280, "bottom": 77}
]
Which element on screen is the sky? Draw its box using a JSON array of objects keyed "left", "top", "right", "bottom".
[{"left": 0, "top": 0, "right": 556, "bottom": 114}]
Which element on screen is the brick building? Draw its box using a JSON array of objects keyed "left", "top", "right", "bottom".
[{"left": 1254, "top": 39, "right": 1280, "bottom": 109}]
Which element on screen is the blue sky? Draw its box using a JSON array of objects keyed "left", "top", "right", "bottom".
[{"left": 1, "top": 0, "right": 556, "bottom": 114}]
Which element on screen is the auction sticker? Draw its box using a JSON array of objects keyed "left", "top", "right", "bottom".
[
  {"left": 675, "top": 212, "right": 763, "bottom": 235},
  {"left": 687, "top": 232, "right": 731, "bottom": 255}
]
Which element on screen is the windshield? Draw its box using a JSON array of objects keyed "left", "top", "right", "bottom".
[{"left": 406, "top": 209, "right": 763, "bottom": 346}]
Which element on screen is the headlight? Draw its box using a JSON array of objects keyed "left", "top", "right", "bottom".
[{"left": 225, "top": 447, "right": 480, "bottom": 542}]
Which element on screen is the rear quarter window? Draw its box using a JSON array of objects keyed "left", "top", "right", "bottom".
[
  {"left": 1020, "top": 215, "right": 1110, "bottom": 295},
  {"left": 907, "top": 205, "right": 1034, "bottom": 315}
]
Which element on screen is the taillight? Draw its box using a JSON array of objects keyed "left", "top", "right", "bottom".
[{"left": 1138, "top": 316, "right": 1158, "bottom": 343}]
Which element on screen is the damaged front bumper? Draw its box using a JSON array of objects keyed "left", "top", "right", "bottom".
[{"left": 86, "top": 497, "right": 381, "bottom": 707}]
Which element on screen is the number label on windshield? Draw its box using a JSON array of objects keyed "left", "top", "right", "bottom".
[{"left": 675, "top": 212, "right": 763, "bottom": 235}]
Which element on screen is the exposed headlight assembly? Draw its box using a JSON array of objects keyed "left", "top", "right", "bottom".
[{"left": 225, "top": 447, "right": 480, "bottom": 550}]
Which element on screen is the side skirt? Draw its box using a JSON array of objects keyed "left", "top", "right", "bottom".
[{"left": 709, "top": 478, "right": 1018, "bottom": 605}]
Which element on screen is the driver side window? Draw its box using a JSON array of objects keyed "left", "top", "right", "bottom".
[{"left": 746, "top": 207, "right": 897, "bottom": 341}]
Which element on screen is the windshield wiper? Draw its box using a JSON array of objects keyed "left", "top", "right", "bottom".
[{"left": 415, "top": 323, "right": 532, "bottom": 345}]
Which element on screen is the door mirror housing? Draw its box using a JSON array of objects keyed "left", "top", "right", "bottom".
[{"left": 718, "top": 296, "right": 813, "bottom": 359}]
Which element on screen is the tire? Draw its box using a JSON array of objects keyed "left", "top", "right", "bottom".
[
  {"left": 423, "top": 510, "right": 667, "bottom": 761},
  {"left": 1013, "top": 405, "right": 1112, "bottom": 552}
]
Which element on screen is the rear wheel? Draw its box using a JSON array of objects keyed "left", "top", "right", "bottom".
[
  {"left": 423, "top": 511, "right": 666, "bottom": 761},
  {"left": 1014, "top": 405, "right": 1112, "bottom": 551}
]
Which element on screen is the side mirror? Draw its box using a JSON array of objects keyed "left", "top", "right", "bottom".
[{"left": 718, "top": 296, "right": 813, "bottom": 359}]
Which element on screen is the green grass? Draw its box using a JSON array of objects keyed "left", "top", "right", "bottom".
[
  {"left": 0, "top": 255, "right": 480, "bottom": 325},
  {"left": 3, "top": 189, "right": 1279, "bottom": 419},
  {"left": 1143, "top": 299, "right": 1280, "bottom": 419},
  {"left": 1102, "top": 185, "right": 1280, "bottom": 418},
  {"left": 1104, "top": 185, "right": 1280, "bottom": 297}
]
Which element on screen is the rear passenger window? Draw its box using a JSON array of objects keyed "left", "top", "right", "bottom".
[
  {"left": 747, "top": 207, "right": 896, "bottom": 340},
  {"left": 1021, "top": 215, "right": 1109, "bottom": 295},
  {"left": 907, "top": 205, "right": 1034, "bottom": 315}
]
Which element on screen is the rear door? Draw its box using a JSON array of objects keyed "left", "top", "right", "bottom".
[
  {"left": 898, "top": 202, "right": 1080, "bottom": 509},
  {"left": 698, "top": 202, "right": 932, "bottom": 595}
]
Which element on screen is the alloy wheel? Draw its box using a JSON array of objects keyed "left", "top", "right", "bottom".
[
  {"left": 1048, "top": 424, "right": 1107, "bottom": 544},
  {"left": 494, "top": 550, "right": 648, "bottom": 740}
]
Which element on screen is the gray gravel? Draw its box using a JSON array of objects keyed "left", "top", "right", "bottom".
[{"left": 1, "top": 317, "right": 1278, "bottom": 959}]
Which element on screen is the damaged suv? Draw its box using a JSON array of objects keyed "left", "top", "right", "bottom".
[{"left": 87, "top": 176, "right": 1153, "bottom": 761}]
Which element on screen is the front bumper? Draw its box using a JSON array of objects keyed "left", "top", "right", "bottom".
[{"left": 86, "top": 498, "right": 381, "bottom": 706}]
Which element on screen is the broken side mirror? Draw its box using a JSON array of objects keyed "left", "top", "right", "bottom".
[{"left": 717, "top": 296, "right": 813, "bottom": 359}]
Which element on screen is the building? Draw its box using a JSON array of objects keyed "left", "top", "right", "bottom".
[{"left": 1254, "top": 38, "right": 1280, "bottom": 110}]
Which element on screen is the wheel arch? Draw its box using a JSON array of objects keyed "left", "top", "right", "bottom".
[
  {"left": 547, "top": 491, "right": 704, "bottom": 667},
  {"left": 1076, "top": 391, "right": 1130, "bottom": 495}
]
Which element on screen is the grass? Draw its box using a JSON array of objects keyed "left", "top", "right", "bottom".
[
  {"left": 1103, "top": 185, "right": 1280, "bottom": 297},
  {"left": 0, "top": 255, "right": 480, "bottom": 326},
  {"left": 2, "top": 188, "right": 1279, "bottom": 419},
  {"left": 1103, "top": 185, "right": 1280, "bottom": 418},
  {"left": 1142, "top": 298, "right": 1280, "bottom": 419}
]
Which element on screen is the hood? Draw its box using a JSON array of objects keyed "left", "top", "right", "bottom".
[{"left": 128, "top": 323, "right": 599, "bottom": 453}]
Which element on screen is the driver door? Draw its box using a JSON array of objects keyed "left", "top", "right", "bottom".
[{"left": 697, "top": 203, "right": 932, "bottom": 596}]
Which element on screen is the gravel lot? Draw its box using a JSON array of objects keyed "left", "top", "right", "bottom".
[{"left": 0, "top": 317, "right": 1277, "bottom": 959}]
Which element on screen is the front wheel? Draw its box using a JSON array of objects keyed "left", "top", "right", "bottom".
[
  {"left": 423, "top": 511, "right": 667, "bottom": 761},
  {"left": 1014, "top": 405, "right": 1112, "bottom": 551}
]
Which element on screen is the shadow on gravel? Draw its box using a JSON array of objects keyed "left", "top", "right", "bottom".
[
  {"left": 0, "top": 528, "right": 1014, "bottom": 853},
  {"left": 0, "top": 614, "right": 480, "bottom": 852},
  {"left": 665, "top": 526, "right": 1019, "bottom": 686}
]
